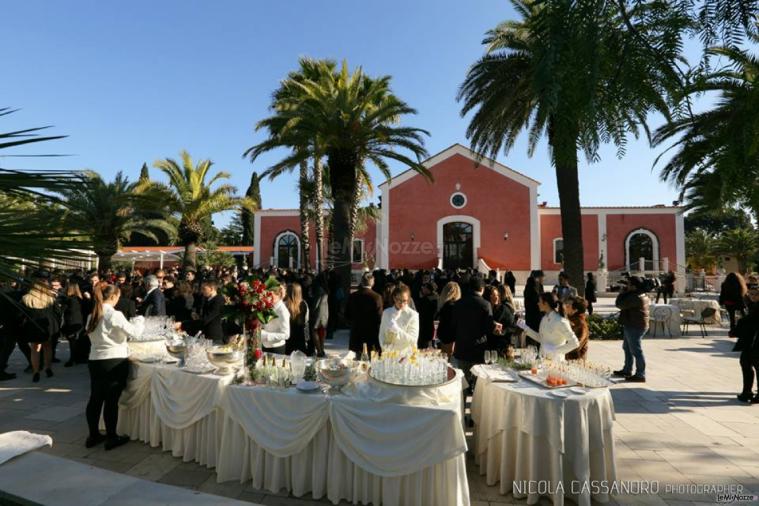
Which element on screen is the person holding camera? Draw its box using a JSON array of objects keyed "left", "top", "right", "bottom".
[{"left": 613, "top": 276, "right": 650, "bottom": 382}]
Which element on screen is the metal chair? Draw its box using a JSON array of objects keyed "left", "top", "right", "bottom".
[
  {"left": 650, "top": 306, "right": 673, "bottom": 338},
  {"left": 681, "top": 307, "right": 718, "bottom": 338}
]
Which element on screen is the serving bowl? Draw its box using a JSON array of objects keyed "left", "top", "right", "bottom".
[
  {"left": 315, "top": 358, "right": 354, "bottom": 391},
  {"left": 166, "top": 341, "right": 187, "bottom": 366},
  {"left": 206, "top": 346, "right": 243, "bottom": 375}
]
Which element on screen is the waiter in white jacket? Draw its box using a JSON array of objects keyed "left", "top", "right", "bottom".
[
  {"left": 379, "top": 284, "right": 419, "bottom": 355},
  {"left": 517, "top": 292, "right": 578, "bottom": 361},
  {"left": 261, "top": 284, "right": 291, "bottom": 354}
]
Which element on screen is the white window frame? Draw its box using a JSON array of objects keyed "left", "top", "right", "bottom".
[
  {"left": 625, "top": 228, "right": 659, "bottom": 271},
  {"left": 553, "top": 237, "right": 564, "bottom": 265},
  {"left": 351, "top": 238, "right": 364, "bottom": 264},
  {"left": 450, "top": 192, "right": 468, "bottom": 209},
  {"left": 273, "top": 231, "right": 301, "bottom": 269}
]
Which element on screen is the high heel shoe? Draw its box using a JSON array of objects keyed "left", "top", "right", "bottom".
[
  {"left": 32, "top": 372, "right": 40, "bottom": 383},
  {"left": 45, "top": 369, "right": 54, "bottom": 378}
]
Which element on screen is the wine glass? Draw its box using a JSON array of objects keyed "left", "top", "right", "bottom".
[{"left": 484, "top": 350, "right": 492, "bottom": 365}]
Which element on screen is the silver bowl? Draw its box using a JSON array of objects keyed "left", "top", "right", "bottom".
[
  {"left": 165, "top": 341, "right": 187, "bottom": 365},
  {"left": 206, "top": 347, "right": 243, "bottom": 375},
  {"left": 315, "top": 358, "right": 353, "bottom": 391}
]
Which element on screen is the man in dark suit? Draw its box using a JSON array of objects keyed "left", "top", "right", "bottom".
[
  {"left": 140, "top": 275, "right": 166, "bottom": 316},
  {"left": 180, "top": 279, "right": 225, "bottom": 343},
  {"left": 345, "top": 272, "right": 384, "bottom": 354},
  {"left": 452, "top": 277, "right": 500, "bottom": 386}
]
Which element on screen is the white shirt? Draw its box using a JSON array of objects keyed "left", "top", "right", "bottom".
[
  {"left": 261, "top": 300, "right": 291, "bottom": 349},
  {"left": 379, "top": 305, "right": 419, "bottom": 355},
  {"left": 87, "top": 304, "right": 145, "bottom": 360},
  {"left": 522, "top": 311, "right": 579, "bottom": 361}
]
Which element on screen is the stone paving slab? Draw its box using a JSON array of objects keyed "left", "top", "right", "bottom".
[{"left": 1, "top": 308, "right": 759, "bottom": 505}]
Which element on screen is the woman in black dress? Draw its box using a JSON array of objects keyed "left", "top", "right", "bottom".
[
  {"left": 435, "top": 281, "right": 462, "bottom": 359},
  {"left": 285, "top": 282, "right": 310, "bottom": 355},
  {"left": 487, "top": 285, "right": 516, "bottom": 353},
  {"left": 585, "top": 273, "right": 597, "bottom": 316},
  {"left": 21, "top": 276, "right": 60, "bottom": 382},
  {"left": 62, "top": 282, "right": 84, "bottom": 367},
  {"left": 523, "top": 270, "right": 545, "bottom": 348},
  {"left": 167, "top": 281, "right": 194, "bottom": 322}
]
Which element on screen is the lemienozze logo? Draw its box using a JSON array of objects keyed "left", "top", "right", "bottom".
[{"left": 716, "top": 493, "right": 759, "bottom": 503}]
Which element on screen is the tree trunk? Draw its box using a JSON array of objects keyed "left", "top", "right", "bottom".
[
  {"left": 327, "top": 151, "right": 357, "bottom": 304},
  {"left": 549, "top": 121, "right": 585, "bottom": 297},
  {"left": 313, "top": 155, "right": 325, "bottom": 272},
  {"left": 184, "top": 242, "right": 198, "bottom": 272},
  {"left": 299, "top": 160, "right": 311, "bottom": 272},
  {"left": 97, "top": 252, "right": 113, "bottom": 275},
  {"left": 349, "top": 184, "right": 364, "bottom": 241}
]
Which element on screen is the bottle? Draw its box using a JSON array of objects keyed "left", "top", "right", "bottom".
[{"left": 360, "top": 343, "right": 369, "bottom": 363}]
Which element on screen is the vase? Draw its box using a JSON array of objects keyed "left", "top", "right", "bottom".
[{"left": 244, "top": 321, "right": 263, "bottom": 381}]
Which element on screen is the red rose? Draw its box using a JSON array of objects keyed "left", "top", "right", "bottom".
[{"left": 254, "top": 349, "right": 263, "bottom": 360}]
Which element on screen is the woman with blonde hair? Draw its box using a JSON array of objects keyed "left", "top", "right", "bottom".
[
  {"left": 85, "top": 283, "right": 144, "bottom": 450},
  {"left": 21, "top": 273, "right": 60, "bottom": 383},
  {"left": 62, "top": 282, "right": 85, "bottom": 367},
  {"left": 435, "top": 281, "right": 462, "bottom": 359},
  {"left": 285, "top": 282, "right": 310, "bottom": 355}
]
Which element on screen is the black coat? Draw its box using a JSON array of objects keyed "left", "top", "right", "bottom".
[
  {"left": 489, "top": 302, "right": 515, "bottom": 351},
  {"left": 21, "top": 305, "right": 60, "bottom": 343},
  {"left": 345, "top": 287, "right": 383, "bottom": 353},
  {"left": 435, "top": 300, "right": 457, "bottom": 345},
  {"left": 504, "top": 272, "right": 516, "bottom": 295},
  {"left": 523, "top": 282, "right": 543, "bottom": 331},
  {"left": 115, "top": 297, "right": 137, "bottom": 320},
  {"left": 733, "top": 305, "right": 759, "bottom": 352},
  {"left": 167, "top": 294, "right": 194, "bottom": 322},
  {"left": 141, "top": 288, "right": 166, "bottom": 317},
  {"left": 585, "top": 279, "right": 597, "bottom": 303},
  {"left": 183, "top": 293, "right": 225, "bottom": 342},
  {"left": 63, "top": 295, "right": 84, "bottom": 327},
  {"left": 452, "top": 293, "right": 494, "bottom": 363},
  {"left": 285, "top": 300, "right": 310, "bottom": 355},
  {"left": 416, "top": 293, "right": 438, "bottom": 348}
]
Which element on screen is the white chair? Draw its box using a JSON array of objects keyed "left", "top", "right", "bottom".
[{"left": 650, "top": 306, "right": 673, "bottom": 338}]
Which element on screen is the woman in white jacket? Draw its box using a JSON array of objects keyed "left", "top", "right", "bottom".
[
  {"left": 85, "top": 283, "right": 144, "bottom": 450},
  {"left": 518, "top": 292, "right": 578, "bottom": 361},
  {"left": 379, "top": 285, "right": 419, "bottom": 355}
]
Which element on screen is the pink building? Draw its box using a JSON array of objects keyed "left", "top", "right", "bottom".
[{"left": 254, "top": 144, "right": 685, "bottom": 288}]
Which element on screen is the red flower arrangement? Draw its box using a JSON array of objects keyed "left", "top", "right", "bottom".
[{"left": 222, "top": 276, "right": 281, "bottom": 367}]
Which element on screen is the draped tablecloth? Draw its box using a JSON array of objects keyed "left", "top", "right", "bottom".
[
  {"left": 119, "top": 362, "right": 470, "bottom": 506},
  {"left": 117, "top": 362, "right": 231, "bottom": 468},
  {"left": 648, "top": 303, "right": 682, "bottom": 337},
  {"left": 471, "top": 368, "right": 616, "bottom": 506},
  {"left": 669, "top": 298, "right": 721, "bottom": 324}
]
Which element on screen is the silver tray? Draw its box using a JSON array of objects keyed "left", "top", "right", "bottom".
[
  {"left": 518, "top": 371, "right": 576, "bottom": 389},
  {"left": 368, "top": 365, "right": 457, "bottom": 388}
]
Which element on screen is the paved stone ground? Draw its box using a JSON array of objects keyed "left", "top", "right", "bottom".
[{"left": 2, "top": 300, "right": 759, "bottom": 505}]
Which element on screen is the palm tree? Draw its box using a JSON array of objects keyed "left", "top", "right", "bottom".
[
  {"left": 59, "top": 171, "right": 172, "bottom": 273},
  {"left": 249, "top": 60, "right": 430, "bottom": 294},
  {"left": 153, "top": 151, "right": 256, "bottom": 271},
  {"left": 0, "top": 109, "right": 91, "bottom": 278},
  {"left": 654, "top": 43, "right": 759, "bottom": 222},
  {"left": 718, "top": 228, "right": 758, "bottom": 274},
  {"left": 458, "top": 0, "right": 679, "bottom": 294},
  {"left": 245, "top": 57, "right": 337, "bottom": 272},
  {"left": 685, "top": 229, "right": 718, "bottom": 272}
]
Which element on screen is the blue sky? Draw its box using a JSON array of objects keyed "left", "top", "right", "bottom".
[{"left": 1, "top": 0, "right": 695, "bottom": 227}]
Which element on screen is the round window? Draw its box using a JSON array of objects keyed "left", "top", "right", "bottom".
[{"left": 450, "top": 192, "right": 467, "bottom": 209}]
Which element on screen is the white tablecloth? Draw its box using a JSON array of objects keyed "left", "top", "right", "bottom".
[
  {"left": 117, "top": 362, "right": 231, "bottom": 468},
  {"left": 471, "top": 368, "right": 616, "bottom": 506},
  {"left": 119, "top": 361, "right": 469, "bottom": 506},
  {"left": 670, "top": 298, "right": 721, "bottom": 324},
  {"left": 648, "top": 303, "right": 682, "bottom": 337}
]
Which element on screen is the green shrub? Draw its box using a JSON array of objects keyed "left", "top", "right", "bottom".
[{"left": 588, "top": 314, "right": 622, "bottom": 340}]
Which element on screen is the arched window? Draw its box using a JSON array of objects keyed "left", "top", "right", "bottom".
[
  {"left": 274, "top": 231, "right": 300, "bottom": 269},
  {"left": 553, "top": 238, "right": 564, "bottom": 264},
  {"left": 625, "top": 228, "right": 659, "bottom": 271}
]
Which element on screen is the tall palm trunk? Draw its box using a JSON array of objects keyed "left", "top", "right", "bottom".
[
  {"left": 549, "top": 120, "right": 585, "bottom": 296},
  {"left": 299, "top": 160, "right": 311, "bottom": 271},
  {"left": 97, "top": 253, "right": 113, "bottom": 275},
  {"left": 349, "top": 184, "right": 365, "bottom": 241},
  {"left": 313, "top": 156, "right": 325, "bottom": 272},
  {"left": 184, "top": 242, "right": 198, "bottom": 272},
  {"left": 328, "top": 152, "right": 357, "bottom": 301}
]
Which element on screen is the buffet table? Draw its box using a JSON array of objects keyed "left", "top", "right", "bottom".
[
  {"left": 669, "top": 298, "right": 721, "bottom": 324},
  {"left": 118, "top": 361, "right": 470, "bottom": 506},
  {"left": 471, "top": 366, "right": 616, "bottom": 506}
]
